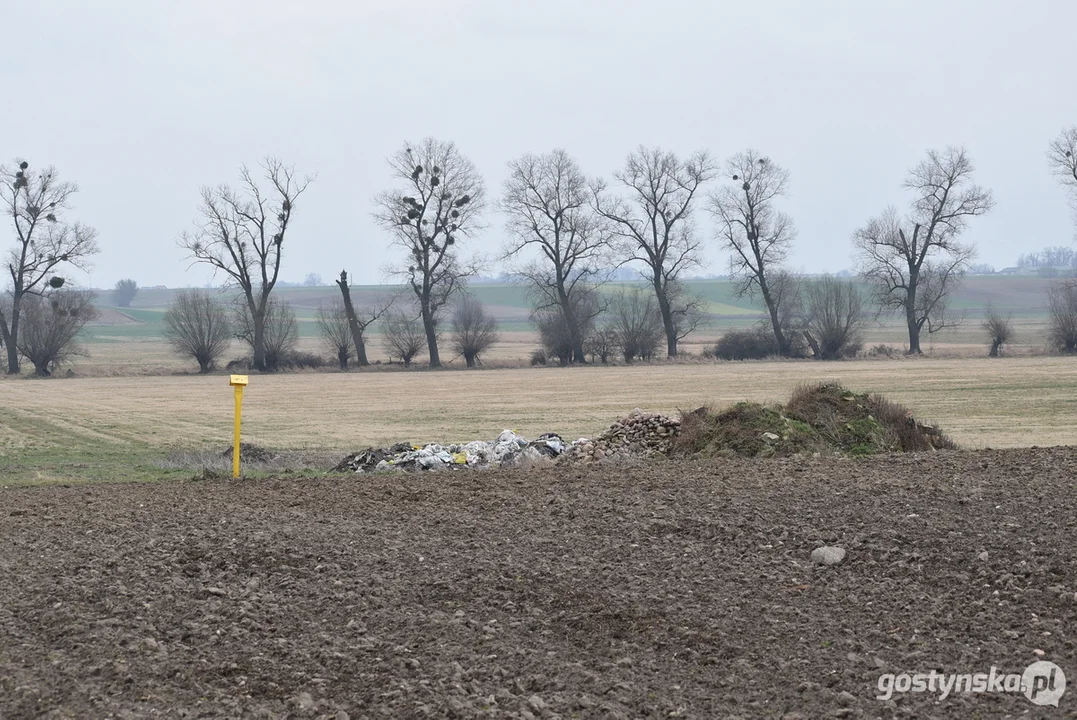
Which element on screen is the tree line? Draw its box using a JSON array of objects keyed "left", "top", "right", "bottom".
[{"left": 3, "top": 126, "right": 1077, "bottom": 375}]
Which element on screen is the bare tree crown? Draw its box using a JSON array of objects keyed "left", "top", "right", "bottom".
[
  {"left": 593, "top": 146, "right": 716, "bottom": 276},
  {"left": 1048, "top": 126, "right": 1077, "bottom": 193},
  {"left": 2, "top": 160, "right": 99, "bottom": 293},
  {"left": 180, "top": 157, "right": 313, "bottom": 295},
  {"left": 374, "top": 139, "right": 485, "bottom": 312},
  {"left": 500, "top": 149, "right": 612, "bottom": 295},
  {"left": 709, "top": 150, "right": 795, "bottom": 298}
]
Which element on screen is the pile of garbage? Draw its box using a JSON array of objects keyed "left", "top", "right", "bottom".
[
  {"left": 560, "top": 408, "right": 682, "bottom": 464},
  {"left": 333, "top": 430, "right": 571, "bottom": 473}
]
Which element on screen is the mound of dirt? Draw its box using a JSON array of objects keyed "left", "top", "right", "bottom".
[
  {"left": 673, "top": 382, "right": 955, "bottom": 458},
  {"left": 220, "top": 443, "right": 277, "bottom": 463}
]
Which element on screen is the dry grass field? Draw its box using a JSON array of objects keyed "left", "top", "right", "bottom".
[{"left": 3, "top": 356, "right": 1075, "bottom": 459}]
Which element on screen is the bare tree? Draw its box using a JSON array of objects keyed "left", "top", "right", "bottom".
[
  {"left": 0, "top": 160, "right": 99, "bottom": 374},
  {"left": 163, "top": 289, "right": 233, "bottom": 373},
  {"left": 1018, "top": 246, "right": 1077, "bottom": 269},
  {"left": 315, "top": 298, "right": 355, "bottom": 369},
  {"left": 802, "top": 277, "right": 865, "bottom": 359},
  {"left": 17, "top": 289, "right": 98, "bottom": 376},
  {"left": 374, "top": 139, "right": 485, "bottom": 367},
  {"left": 500, "top": 149, "right": 613, "bottom": 363},
  {"left": 333, "top": 270, "right": 393, "bottom": 366},
  {"left": 381, "top": 310, "right": 426, "bottom": 367},
  {"left": 1048, "top": 126, "right": 1077, "bottom": 222},
  {"left": 112, "top": 279, "right": 138, "bottom": 308},
  {"left": 981, "top": 302, "right": 1014, "bottom": 358},
  {"left": 450, "top": 296, "right": 499, "bottom": 368},
  {"left": 853, "top": 147, "right": 994, "bottom": 354},
  {"left": 303, "top": 272, "right": 322, "bottom": 287},
  {"left": 1046, "top": 279, "right": 1077, "bottom": 353},
  {"left": 233, "top": 295, "right": 298, "bottom": 371},
  {"left": 710, "top": 151, "right": 798, "bottom": 355},
  {"left": 610, "top": 288, "right": 664, "bottom": 363},
  {"left": 592, "top": 147, "right": 716, "bottom": 358},
  {"left": 179, "top": 157, "right": 312, "bottom": 371}
]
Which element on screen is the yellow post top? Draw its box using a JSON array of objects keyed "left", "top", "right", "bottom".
[{"left": 229, "top": 374, "right": 249, "bottom": 387}]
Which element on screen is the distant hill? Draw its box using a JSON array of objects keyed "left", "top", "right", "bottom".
[{"left": 81, "top": 276, "right": 1062, "bottom": 342}]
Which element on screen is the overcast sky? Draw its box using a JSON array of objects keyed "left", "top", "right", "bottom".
[{"left": 4, "top": 0, "right": 1076, "bottom": 289}]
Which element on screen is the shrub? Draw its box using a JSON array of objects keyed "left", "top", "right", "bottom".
[
  {"left": 714, "top": 327, "right": 779, "bottom": 360},
  {"left": 281, "top": 351, "right": 326, "bottom": 370},
  {"left": 868, "top": 343, "right": 898, "bottom": 358},
  {"left": 163, "top": 289, "right": 232, "bottom": 373},
  {"left": 981, "top": 303, "right": 1014, "bottom": 357},
  {"left": 450, "top": 297, "right": 499, "bottom": 367},
  {"left": 1046, "top": 280, "right": 1077, "bottom": 353},
  {"left": 316, "top": 299, "right": 354, "bottom": 369},
  {"left": 584, "top": 327, "right": 618, "bottom": 364},
  {"left": 382, "top": 311, "right": 426, "bottom": 367},
  {"left": 225, "top": 357, "right": 252, "bottom": 372},
  {"left": 802, "top": 277, "right": 865, "bottom": 359},
  {"left": 17, "top": 290, "right": 99, "bottom": 376},
  {"left": 610, "top": 290, "right": 663, "bottom": 363},
  {"left": 529, "top": 349, "right": 547, "bottom": 366}
]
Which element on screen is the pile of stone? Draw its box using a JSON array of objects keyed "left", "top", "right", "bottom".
[
  {"left": 333, "top": 430, "right": 569, "bottom": 474},
  {"left": 559, "top": 408, "right": 681, "bottom": 464}
]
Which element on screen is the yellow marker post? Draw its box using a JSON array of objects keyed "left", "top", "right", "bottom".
[{"left": 229, "top": 375, "right": 249, "bottom": 478}]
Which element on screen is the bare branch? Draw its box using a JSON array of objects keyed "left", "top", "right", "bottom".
[{"left": 591, "top": 146, "right": 716, "bottom": 357}]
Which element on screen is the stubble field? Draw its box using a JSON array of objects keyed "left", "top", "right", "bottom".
[{"left": 3, "top": 356, "right": 1076, "bottom": 472}]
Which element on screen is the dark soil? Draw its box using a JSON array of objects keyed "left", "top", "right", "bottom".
[{"left": 2, "top": 448, "right": 1076, "bottom": 718}]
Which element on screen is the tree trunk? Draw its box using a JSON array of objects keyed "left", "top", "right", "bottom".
[
  {"left": 5, "top": 295, "right": 22, "bottom": 374},
  {"left": 989, "top": 340, "right": 1001, "bottom": 357},
  {"left": 420, "top": 297, "right": 440, "bottom": 367},
  {"left": 335, "top": 273, "right": 370, "bottom": 366},
  {"left": 252, "top": 308, "right": 267, "bottom": 371},
  {"left": 803, "top": 329, "right": 822, "bottom": 358},
  {"left": 905, "top": 308, "right": 922, "bottom": 355},
  {"left": 338, "top": 348, "right": 350, "bottom": 369},
  {"left": 465, "top": 352, "right": 476, "bottom": 368},
  {"left": 5, "top": 333, "right": 18, "bottom": 374},
  {"left": 653, "top": 278, "right": 677, "bottom": 358},
  {"left": 905, "top": 275, "right": 921, "bottom": 354},
  {"left": 557, "top": 291, "right": 585, "bottom": 364},
  {"left": 758, "top": 280, "right": 789, "bottom": 356}
]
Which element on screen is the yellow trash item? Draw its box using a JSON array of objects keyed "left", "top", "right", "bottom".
[{"left": 452, "top": 452, "right": 468, "bottom": 464}]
